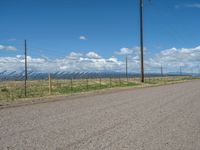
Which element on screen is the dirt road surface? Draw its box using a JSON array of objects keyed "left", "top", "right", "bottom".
[{"left": 0, "top": 80, "right": 200, "bottom": 150}]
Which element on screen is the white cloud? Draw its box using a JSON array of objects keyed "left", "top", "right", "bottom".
[
  {"left": 86, "top": 52, "right": 101, "bottom": 59},
  {"left": 175, "top": 3, "right": 200, "bottom": 9},
  {"left": 7, "top": 38, "right": 16, "bottom": 42},
  {"left": 185, "top": 3, "right": 200, "bottom": 8},
  {"left": 67, "top": 52, "right": 83, "bottom": 60},
  {"left": 79, "top": 35, "right": 87, "bottom": 40},
  {"left": 115, "top": 46, "right": 146, "bottom": 56},
  {"left": 108, "top": 57, "right": 118, "bottom": 63},
  {"left": 116, "top": 48, "right": 134, "bottom": 55},
  {"left": 0, "top": 45, "right": 199, "bottom": 74},
  {"left": 146, "top": 45, "right": 200, "bottom": 73},
  {"left": 0, "top": 45, "right": 17, "bottom": 51},
  {"left": 0, "top": 51, "right": 124, "bottom": 73}
]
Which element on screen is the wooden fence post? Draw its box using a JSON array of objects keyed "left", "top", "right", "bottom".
[
  {"left": 109, "top": 77, "right": 112, "bottom": 88},
  {"left": 70, "top": 78, "right": 73, "bottom": 93},
  {"left": 99, "top": 77, "right": 101, "bottom": 88},
  {"left": 86, "top": 78, "right": 89, "bottom": 90},
  {"left": 49, "top": 73, "right": 52, "bottom": 95}
]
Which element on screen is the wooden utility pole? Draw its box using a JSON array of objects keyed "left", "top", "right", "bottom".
[
  {"left": 49, "top": 73, "right": 52, "bottom": 94},
  {"left": 109, "top": 77, "right": 112, "bottom": 88},
  {"left": 99, "top": 77, "right": 102, "bottom": 88},
  {"left": 140, "top": 0, "right": 144, "bottom": 82},
  {"left": 24, "top": 40, "right": 28, "bottom": 97},
  {"left": 180, "top": 66, "right": 182, "bottom": 76},
  {"left": 86, "top": 78, "right": 89, "bottom": 90},
  {"left": 161, "top": 65, "right": 163, "bottom": 77},
  {"left": 70, "top": 78, "right": 73, "bottom": 92},
  {"left": 126, "top": 56, "right": 128, "bottom": 79}
]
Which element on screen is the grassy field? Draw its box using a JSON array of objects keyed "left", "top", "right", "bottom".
[{"left": 0, "top": 76, "right": 199, "bottom": 102}]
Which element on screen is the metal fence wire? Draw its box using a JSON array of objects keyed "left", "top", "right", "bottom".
[{"left": 0, "top": 71, "right": 195, "bottom": 101}]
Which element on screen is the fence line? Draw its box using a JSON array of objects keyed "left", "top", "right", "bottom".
[{"left": 0, "top": 75, "right": 197, "bottom": 101}]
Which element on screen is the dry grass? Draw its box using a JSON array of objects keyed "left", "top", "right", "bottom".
[{"left": 0, "top": 76, "right": 198, "bottom": 102}]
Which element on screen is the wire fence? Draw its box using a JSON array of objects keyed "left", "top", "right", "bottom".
[
  {"left": 0, "top": 71, "right": 197, "bottom": 101},
  {"left": 1, "top": 41, "right": 199, "bottom": 101}
]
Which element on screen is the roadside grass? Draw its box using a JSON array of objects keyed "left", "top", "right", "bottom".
[{"left": 0, "top": 76, "right": 199, "bottom": 103}]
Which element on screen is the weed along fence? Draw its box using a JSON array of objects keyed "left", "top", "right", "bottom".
[
  {"left": 0, "top": 71, "right": 196, "bottom": 101},
  {"left": 0, "top": 72, "right": 127, "bottom": 100},
  {"left": 0, "top": 74, "right": 140, "bottom": 101},
  {"left": 47, "top": 75, "right": 138, "bottom": 95}
]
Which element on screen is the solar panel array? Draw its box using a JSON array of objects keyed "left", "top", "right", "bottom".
[
  {"left": 0, "top": 71, "right": 139, "bottom": 81},
  {"left": 0, "top": 70, "right": 187, "bottom": 81}
]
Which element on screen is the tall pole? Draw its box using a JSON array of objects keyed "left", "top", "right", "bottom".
[
  {"left": 161, "top": 65, "right": 163, "bottom": 77},
  {"left": 140, "top": 0, "right": 144, "bottom": 82},
  {"left": 126, "top": 56, "right": 128, "bottom": 78},
  {"left": 24, "top": 40, "right": 27, "bottom": 97}
]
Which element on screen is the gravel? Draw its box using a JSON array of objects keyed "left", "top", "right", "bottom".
[{"left": 0, "top": 80, "right": 200, "bottom": 150}]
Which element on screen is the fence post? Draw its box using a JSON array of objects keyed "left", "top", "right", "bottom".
[
  {"left": 48, "top": 73, "right": 52, "bottom": 95},
  {"left": 119, "top": 77, "right": 121, "bottom": 86},
  {"left": 86, "top": 78, "right": 89, "bottom": 90},
  {"left": 99, "top": 77, "right": 101, "bottom": 88},
  {"left": 70, "top": 78, "right": 73, "bottom": 93},
  {"left": 109, "top": 77, "right": 112, "bottom": 88}
]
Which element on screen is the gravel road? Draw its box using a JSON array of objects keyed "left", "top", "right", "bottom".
[{"left": 0, "top": 80, "right": 200, "bottom": 150}]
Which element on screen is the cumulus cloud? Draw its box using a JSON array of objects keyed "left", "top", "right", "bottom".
[
  {"left": 86, "top": 52, "right": 101, "bottom": 59},
  {"left": 146, "top": 45, "right": 200, "bottom": 72},
  {"left": 116, "top": 48, "right": 134, "bottom": 55},
  {"left": 115, "top": 47, "right": 146, "bottom": 56},
  {"left": 0, "top": 45, "right": 17, "bottom": 51},
  {"left": 67, "top": 52, "right": 83, "bottom": 60},
  {"left": 0, "top": 45, "right": 199, "bottom": 74},
  {"left": 79, "top": 35, "right": 87, "bottom": 40},
  {"left": 0, "top": 52, "right": 124, "bottom": 73}
]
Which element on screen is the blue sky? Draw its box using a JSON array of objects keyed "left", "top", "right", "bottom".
[{"left": 0, "top": 0, "right": 200, "bottom": 73}]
